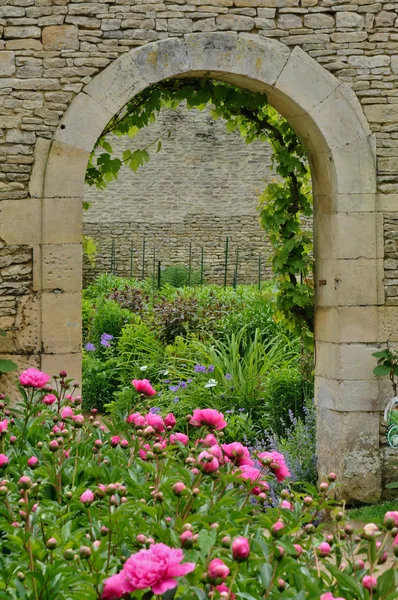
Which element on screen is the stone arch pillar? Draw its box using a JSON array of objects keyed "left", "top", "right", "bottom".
[{"left": 37, "top": 33, "right": 378, "bottom": 501}]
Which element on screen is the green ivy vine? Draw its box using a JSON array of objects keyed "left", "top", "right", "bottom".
[{"left": 86, "top": 78, "right": 314, "bottom": 343}]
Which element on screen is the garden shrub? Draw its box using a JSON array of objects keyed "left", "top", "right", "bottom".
[
  {"left": 82, "top": 354, "right": 121, "bottom": 413},
  {"left": 88, "top": 300, "right": 133, "bottom": 355},
  {"left": 160, "top": 265, "right": 202, "bottom": 288},
  {"left": 0, "top": 368, "right": 397, "bottom": 600}
]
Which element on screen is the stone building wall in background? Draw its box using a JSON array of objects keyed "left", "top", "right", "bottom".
[{"left": 83, "top": 105, "right": 278, "bottom": 285}]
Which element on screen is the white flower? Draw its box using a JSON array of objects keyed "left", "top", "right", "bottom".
[
  {"left": 204, "top": 379, "right": 218, "bottom": 389},
  {"left": 140, "top": 365, "right": 148, "bottom": 371}
]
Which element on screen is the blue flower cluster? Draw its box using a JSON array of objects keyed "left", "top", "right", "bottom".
[{"left": 100, "top": 333, "right": 114, "bottom": 348}]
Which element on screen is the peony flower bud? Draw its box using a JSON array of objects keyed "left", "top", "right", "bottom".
[
  {"left": 180, "top": 530, "right": 194, "bottom": 548},
  {"left": 27, "top": 457, "right": 39, "bottom": 469},
  {"left": 80, "top": 490, "right": 95, "bottom": 505},
  {"left": 172, "top": 482, "right": 186, "bottom": 496},
  {"left": 317, "top": 542, "right": 331, "bottom": 557},
  {"left": 271, "top": 521, "right": 284, "bottom": 538},
  {"left": 46, "top": 537, "right": 57, "bottom": 550},
  {"left": 18, "top": 476, "right": 32, "bottom": 490},
  {"left": 362, "top": 575, "right": 377, "bottom": 590},
  {"left": 363, "top": 523, "right": 379, "bottom": 540},
  {"left": 327, "top": 472, "right": 337, "bottom": 482},
  {"left": 384, "top": 511, "right": 398, "bottom": 530},
  {"left": 232, "top": 536, "right": 250, "bottom": 561},
  {"left": 208, "top": 559, "right": 230, "bottom": 582},
  {"left": 79, "top": 546, "right": 91, "bottom": 559}
]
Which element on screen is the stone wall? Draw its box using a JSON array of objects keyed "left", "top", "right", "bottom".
[{"left": 83, "top": 105, "right": 277, "bottom": 285}]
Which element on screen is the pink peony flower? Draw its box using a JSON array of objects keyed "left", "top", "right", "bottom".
[
  {"left": 170, "top": 432, "right": 189, "bottom": 446},
  {"left": 258, "top": 450, "right": 290, "bottom": 482},
  {"left": 111, "top": 436, "right": 121, "bottom": 447},
  {"left": 201, "top": 434, "right": 218, "bottom": 446},
  {"left": 281, "top": 500, "right": 293, "bottom": 510},
  {"left": 132, "top": 379, "right": 156, "bottom": 397},
  {"left": 232, "top": 537, "right": 250, "bottom": 561},
  {"left": 190, "top": 409, "right": 227, "bottom": 430},
  {"left": 362, "top": 575, "right": 377, "bottom": 590},
  {"left": 208, "top": 559, "right": 230, "bottom": 581},
  {"left": 197, "top": 450, "right": 219, "bottom": 473},
  {"left": 236, "top": 465, "right": 268, "bottom": 495},
  {"left": 0, "top": 454, "right": 9, "bottom": 468},
  {"left": 164, "top": 413, "right": 176, "bottom": 428},
  {"left": 117, "top": 542, "right": 195, "bottom": 595},
  {"left": 320, "top": 594, "right": 346, "bottom": 600},
  {"left": 102, "top": 572, "right": 129, "bottom": 600},
  {"left": 0, "top": 419, "right": 8, "bottom": 434},
  {"left": 221, "top": 442, "right": 253, "bottom": 466},
  {"left": 27, "top": 456, "right": 39, "bottom": 468},
  {"left": 208, "top": 444, "right": 223, "bottom": 462},
  {"left": 43, "top": 393, "right": 57, "bottom": 406},
  {"left": 80, "top": 490, "right": 95, "bottom": 505},
  {"left": 60, "top": 406, "right": 74, "bottom": 420},
  {"left": 19, "top": 368, "right": 51, "bottom": 388},
  {"left": 145, "top": 413, "right": 165, "bottom": 433}
]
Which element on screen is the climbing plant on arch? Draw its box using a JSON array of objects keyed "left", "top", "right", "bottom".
[{"left": 85, "top": 78, "right": 314, "bottom": 342}]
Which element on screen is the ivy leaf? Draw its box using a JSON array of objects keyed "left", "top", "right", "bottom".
[
  {"left": 0, "top": 359, "right": 18, "bottom": 374},
  {"left": 373, "top": 365, "right": 391, "bottom": 377}
]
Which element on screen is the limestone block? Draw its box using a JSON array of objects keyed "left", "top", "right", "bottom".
[
  {"left": 304, "top": 13, "right": 334, "bottom": 29},
  {"left": 340, "top": 306, "right": 378, "bottom": 343},
  {"left": 84, "top": 51, "right": 148, "bottom": 115},
  {"left": 41, "top": 352, "right": 82, "bottom": 386},
  {"left": 54, "top": 93, "right": 113, "bottom": 154},
  {"left": 216, "top": 14, "right": 254, "bottom": 30},
  {"left": 41, "top": 292, "right": 81, "bottom": 354},
  {"left": 133, "top": 37, "right": 190, "bottom": 85},
  {"left": 332, "top": 138, "right": 376, "bottom": 197},
  {"left": 315, "top": 258, "right": 339, "bottom": 307},
  {"left": 316, "top": 376, "right": 379, "bottom": 411},
  {"left": 4, "top": 27, "right": 41, "bottom": 39},
  {"left": 193, "top": 18, "right": 216, "bottom": 32},
  {"left": 364, "top": 104, "right": 398, "bottom": 124},
  {"left": 0, "top": 198, "right": 41, "bottom": 245},
  {"left": 315, "top": 340, "right": 338, "bottom": 379},
  {"left": 232, "top": 35, "right": 289, "bottom": 89},
  {"left": 335, "top": 193, "right": 376, "bottom": 213},
  {"left": 6, "top": 40, "right": 42, "bottom": 51},
  {"left": 277, "top": 13, "right": 302, "bottom": 29},
  {"left": 329, "top": 213, "right": 376, "bottom": 259},
  {"left": 29, "top": 137, "right": 51, "bottom": 199},
  {"left": 44, "top": 141, "right": 89, "bottom": 199},
  {"left": 43, "top": 197, "right": 82, "bottom": 244},
  {"left": 316, "top": 406, "right": 381, "bottom": 503},
  {"left": 42, "top": 25, "right": 79, "bottom": 51},
  {"left": 335, "top": 12, "right": 364, "bottom": 28},
  {"left": 338, "top": 344, "right": 379, "bottom": 380},
  {"left": 336, "top": 258, "right": 377, "bottom": 306},
  {"left": 168, "top": 18, "right": 193, "bottom": 33},
  {"left": 315, "top": 307, "right": 340, "bottom": 343},
  {"left": 42, "top": 244, "right": 82, "bottom": 293},
  {"left": 184, "top": 32, "right": 237, "bottom": 73},
  {"left": 12, "top": 294, "right": 41, "bottom": 353},
  {"left": 0, "top": 51, "right": 15, "bottom": 77},
  {"left": 275, "top": 46, "right": 340, "bottom": 117},
  {"left": 348, "top": 55, "right": 390, "bottom": 69},
  {"left": 377, "top": 306, "right": 398, "bottom": 342}
]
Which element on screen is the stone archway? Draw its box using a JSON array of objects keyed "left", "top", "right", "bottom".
[{"left": 36, "top": 33, "right": 377, "bottom": 501}]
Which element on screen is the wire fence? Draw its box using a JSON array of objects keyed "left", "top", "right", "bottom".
[{"left": 101, "top": 235, "right": 269, "bottom": 289}]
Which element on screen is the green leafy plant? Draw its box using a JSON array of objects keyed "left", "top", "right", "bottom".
[
  {"left": 85, "top": 78, "right": 314, "bottom": 341},
  {"left": 161, "top": 265, "right": 202, "bottom": 288}
]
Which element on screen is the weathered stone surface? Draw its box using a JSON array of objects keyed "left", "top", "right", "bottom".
[
  {"left": 216, "top": 14, "right": 254, "bottom": 29},
  {"left": 42, "top": 25, "right": 79, "bottom": 50},
  {"left": 335, "top": 12, "right": 364, "bottom": 28},
  {"left": 0, "top": 51, "right": 15, "bottom": 76},
  {"left": 304, "top": 13, "right": 334, "bottom": 29},
  {"left": 4, "top": 26, "right": 41, "bottom": 39}
]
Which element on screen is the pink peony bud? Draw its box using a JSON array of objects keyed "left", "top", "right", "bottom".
[
  {"left": 232, "top": 536, "right": 250, "bottom": 561},
  {"left": 172, "top": 482, "right": 186, "bottom": 496},
  {"left": 303, "top": 496, "right": 313, "bottom": 506},
  {"left": 111, "top": 435, "right": 120, "bottom": 447},
  {"left": 363, "top": 523, "right": 379, "bottom": 540},
  {"left": 293, "top": 544, "right": 303, "bottom": 557},
  {"left": 384, "top": 511, "right": 398, "bottom": 530},
  {"left": 120, "top": 439, "right": 129, "bottom": 449},
  {"left": 180, "top": 530, "right": 194, "bottom": 548},
  {"left": 327, "top": 472, "right": 337, "bottom": 482},
  {"left": 271, "top": 521, "right": 284, "bottom": 538},
  {"left": 132, "top": 379, "right": 156, "bottom": 397},
  {"left": 9, "top": 436, "right": 17, "bottom": 445},
  {"left": 208, "top": 558, "right": 230, "bottom": 582},
  {"left": 317, "top": 542, "right": 331, "bottom": 557},
  {"left": 197, "top": 451, "right": 219, "bottom": 473},
  {"left": 0, "top": 454, "right": 9, "bottom": 468},
  {"left": 49, "top": 440, "right": 59, "bottom": 452},
  {"left": 164, "top": 413, "right": 176, "bottom": 428},
  {"left": 43, "top": 394, "right": 57, "bottom": 406},
  {"left": 0, "top": 419, "right": 8, "bottom": 434},
  {"left": 27, "top": 456, "right": 39, "bottom": 468},
  {"left": 46, "top": 537, "right": 57, "bottom": 550},
  {"left": 60, "top": 407, "right": 74, "bottom": 420},
  {"left": 80, "top": 489, "right": 95, "bottom": 505},
  {"left": 362, "top": 575, "right": 377, "bottom": 590},
  {"left": 281, "top": 500, "right": 293, "bottom": 510},
  {"left": 18, "top": 476, "right": 32, "bottom": 489},
  {"left": 170, "top": 432, "right": 189, "bottom": 446}
]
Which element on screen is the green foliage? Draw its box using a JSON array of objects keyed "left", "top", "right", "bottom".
[
  {"left": 161, "top": 265, "right": 202, "bottom": 288},
  {"left": 85, "top": 78, "right": 314, "bottom": 340},
  {"left": 0, "top": 359, "right": 18, "bottom": 374},
  {"left": 372, "top": 347, "right": 398, "bottom": 395},
  {"left": 88, "top": 299, "right": 133, "bottom": 353},
  {"left": 347, "top": 502, "right": 398, "bottom": 525},
  {"left": 82, "top": 354, "right": 120, "bottom": 412},
  {"left": 82, "top": 234, "right": 97, "bottom": 267}
]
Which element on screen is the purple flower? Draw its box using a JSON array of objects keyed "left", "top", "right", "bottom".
[
  {"left": 179, "top": 381, "right": 187, "bottom": 389},
  {"left": 100, "top": 333, "right": 114, "bottom": 347},
  {"left": 173, "top": 397, "right": 179, "bottom": 403},
  {"left": 150, "top": 407, "right": 161, "bottom": 414},
  {"left": 239, "top": 408, "right": 245, "bottom": 413},
  {"left": 169, "top": 385, "right": 179, "bottom": 393},
  {"left": 187, "top": 379, "right": 192, "bottom": 384},
  {"left": 207, "top": 365, "right": 215, "bottom": 373},
  {"left": 194, "top": 365, "right": 206, "bottom": 373},
  {"left": 85, "top": 343, "right": 96, "bottom": 352},
  {"left": 164, "top": 379, "right": 170, "bottom": 384},
  {"left": 226, "top": 409, "right": 235, "bottom": 415},
  {"left": 225, "top": 373, "right": 232, "bottom": 380}
]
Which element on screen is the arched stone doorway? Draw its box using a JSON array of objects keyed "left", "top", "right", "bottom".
[{"left": 35, "top": 33, "right": 378, "bottom": 501}]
